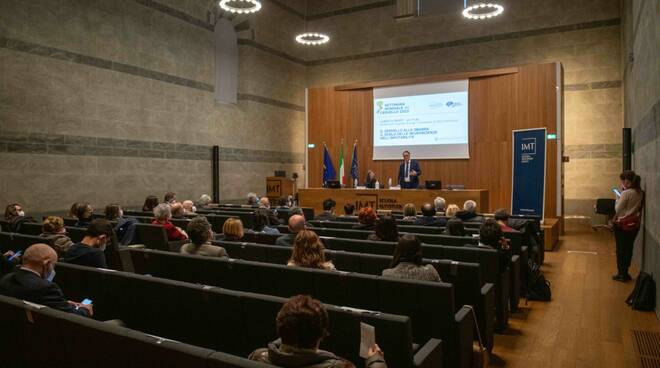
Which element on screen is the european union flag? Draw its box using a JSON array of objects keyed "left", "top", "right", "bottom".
[
  {"left": 350, "top": 141, "right": 358, "bottom": 185},
  {"left": 322, "top": 144, "right": 336, "bottom": 187}
]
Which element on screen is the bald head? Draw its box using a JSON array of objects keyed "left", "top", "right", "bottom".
[
  {"left": 22, "top": 243, "right": 57, "bottom": 279},
  {"left": 288, "top": 215, "right": 306, "bottom": 233}
]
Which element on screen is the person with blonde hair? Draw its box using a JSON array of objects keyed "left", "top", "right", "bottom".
[
  {"left": 444, "top": 204, "right": 460, "bottom": 217},
  {"left": 220, "top": 218, "right": 244, "bottom": 241},
  {"left": 288, "top": 230, "right": 335, "bottom": 271},
  {"left": 40, "top": 216, "right": 74, "bottom": 256},
  {"left": 402, "top": 203, "right": 417, "bottom": 221}
]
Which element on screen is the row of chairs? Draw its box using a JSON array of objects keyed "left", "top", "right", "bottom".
[
  {"left": 0, "top": 294, "right": 279, "bottom": 368},
  {"left": 53, "top": 262, "right": 443, "bottom": 368},
  {"left": 117, "top": 247, "right": 473, "bottom": 368}
]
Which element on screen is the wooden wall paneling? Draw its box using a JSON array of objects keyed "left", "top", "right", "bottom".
[{"left": 307, "top": 63, "right": 561, "bottom": 216}]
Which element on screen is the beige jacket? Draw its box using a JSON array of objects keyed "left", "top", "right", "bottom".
[{"left": 615, "top": 189, "right": 643, "bottom": 220}]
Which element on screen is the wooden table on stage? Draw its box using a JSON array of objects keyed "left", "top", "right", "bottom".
[{"left": 299, "top": 188, "right": 489, "bottom": 215}]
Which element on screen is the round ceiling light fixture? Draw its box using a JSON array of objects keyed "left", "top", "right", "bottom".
[
  {"left": 462, "top": 3, "right": 504, "bottom": 20},
  {"left": 219, "top": 0, "right": 262, "bottom": 14},
  {"left": 295, "top": 32, "right": 330, "bottom": 46}
]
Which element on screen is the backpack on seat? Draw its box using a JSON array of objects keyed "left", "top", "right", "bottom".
[
  {"left": 526, "top": 260, "right": 551, "bottom": 301},
  {"left": 626, "top": 272, "right": 656, "bottom": 311}
]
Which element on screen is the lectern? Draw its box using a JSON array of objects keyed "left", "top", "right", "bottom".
[{"left": 266, "top": 177, "right": 295, "bottom": 201}]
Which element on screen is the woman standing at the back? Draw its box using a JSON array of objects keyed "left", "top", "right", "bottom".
[{"left": 612, "top": 170, "right": 644, "bottom": 282}]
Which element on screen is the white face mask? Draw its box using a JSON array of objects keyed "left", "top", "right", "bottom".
[{"left": 17, "top": 211, "right": 25, "bottom": 217}]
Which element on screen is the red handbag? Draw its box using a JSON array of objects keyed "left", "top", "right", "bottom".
[{"left": 617, "top": 213, "right": 641, "bottom": 231}]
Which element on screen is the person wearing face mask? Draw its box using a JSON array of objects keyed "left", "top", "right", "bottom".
[
  {"left": 105, "top": 204, "right": 138, "bottom": 246},
  {"left": 62, "top": 219, "right": 113, "bottom": 268},
  {"left": 0, "top": 243, "right": 92, "bottom": 317},
  {"left": 4, "top": 203, "right": 36, "bottom": 233}
]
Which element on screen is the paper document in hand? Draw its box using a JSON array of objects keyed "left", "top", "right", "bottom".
[{"left": 359, "top": 322, "right": 376, "bottom": 358}]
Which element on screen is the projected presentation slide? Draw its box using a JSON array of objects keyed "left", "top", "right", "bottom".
[{"left": 373, "top": 80, "right": 470, "bottom": 160}]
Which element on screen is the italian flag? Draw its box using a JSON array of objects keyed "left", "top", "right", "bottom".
[{"left": 338, "top": 140, "right": 345, "bottom": 186}]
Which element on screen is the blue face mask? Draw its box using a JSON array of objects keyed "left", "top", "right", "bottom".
[{"left": 47, "top": 269, "right": 56, "bottom": 282}]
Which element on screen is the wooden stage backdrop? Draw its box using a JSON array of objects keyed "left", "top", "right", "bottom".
[{"left": 306, "top": 63, "right": 564, "bottom": 219}]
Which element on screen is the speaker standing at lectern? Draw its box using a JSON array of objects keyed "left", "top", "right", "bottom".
[{"left": 398, "top": 150, "right": 422, "bottom": 189}]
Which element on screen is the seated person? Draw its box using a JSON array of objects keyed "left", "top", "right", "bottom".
[
  {"left": 368, "top": 216, "right": 400, "bottom": 242},
  {"left": 364, "top": 170, "right": 378, "bottom": 188},
  {"left": 180, "top": 217, "right": 227, "bottom": 258},
  {"left": 62, "top": 219, "right": 113, "bottom": 268},
  {"left": 142, "top": 195, "right": 159, "bottom": 212},
  {"left": 197, "top": 194, "right": 214, "bottom": 209},
  {"left": 314, "top": 199, "right": 337, "bottom": 221},
  {"left": 474, "top": 219, "right": 511, "bottom": 271},
  {"left": 73, "top": 203, "right": 94, "bottom": 228},
  {"left": 455, "top": 200, "right": 484, "bottom": 222},
  {"left": 248, "top": 209, "right": 281, "bottom": 235},
  {"left": 218, "top": 218, "right": 245, "bottom": 241},
  {"left": 413, "top": 203, "right": 446, "bottom": 227},
  {"left": 4, "top": 203, "right": 36, "bottom": 233},
  {"left": 105, "top": 204, "right": 139, "bottom": 245},
  {"left": 444, "top": 218, "right": 466, "bottom": 237},
  {"left": 170, "top": 202, "right": 186, "bottom": 219},
  {"left": 352, "top": 207, "right": 378, "bottom": 230},
  {"left": 182, "top": 200, "right": 196, "bottom": 214},
  {"left": 164, "top": 191, "right": 177, "bottom": 204},
  {"left": 68, "top": 202, "right": 81, "bottom": 219},
  {"left": 39, "top": 216, "right": 74, "bottom": 256},
  {"left": 444, "top": 204, "right": 460, "bottom": 217},
  {"left": 382, "top": 234, "right": 440, "bottom": 282},
  {"left": 247, "top": 192, "right": 259, "bottom": 206},
  {"left": 276, "top": 196, "right": 291, "bottom": 209},
  {"left": 287, "top": 230, "right": 334, "bottom": 271},
  {"left": 341, "top": 203, "right": 356, "bottom": 217},
  {"left": 494, "top": 208, "right": 519, "bottom": 233},
  {"left": 276, "top": 215, "right": 306, "bottom": 246},
  {"left": 401, "top": 203, "right": 418, "bottom": 221},
  {"left": 151, "top": 203, "right": 188, "bottom": 241},
  {"left": 0, "top": 244, "right": 92, "bottom": 316},
  {"left": 289, "top": 206, "right": 306, "bottom": 220},
  {"left": 249, "top": 295, "right": 387, "bottom": 368},
  {"left": 433, "top": 196, "right": 446, "bottom": 213},
  {"left": 259, "top": 197, "right": 282, "bottom": 225}
]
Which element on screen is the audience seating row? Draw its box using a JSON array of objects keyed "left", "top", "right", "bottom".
[
  {"left": 0, "top": 295, "right": 278, "bottom": 368},
  {"left": 117, "top": 248, "right": 473, "bottom": 368},
  {"left": 211, "top": 241, "right": 496, "bottom": 351},
  {"left": 53, "top": 263, "right": 443, "bottom": 368},
  {"left": 308, "top": 220, "right": 480, "bottom": 235}
]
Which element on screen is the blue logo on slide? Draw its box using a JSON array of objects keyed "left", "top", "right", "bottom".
[{"left": 446, "top": 101, "right": 462, "bottom": 108}]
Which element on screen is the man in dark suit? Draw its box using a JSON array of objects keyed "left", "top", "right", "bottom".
[
  {"left": 0, "top": 243, "right": 92, "bottom": 317},
  {"left": 314, "top": 199, "right": 337, "bottom": 221},
  {"left": 398, "top": 150, "right": 422, "bottom": 189},
  {"left": 275, "top": 215, "right": 306, "bottom": 246},
  {"left": 414, "top": 203, "right": 447, "bottom": 227}
]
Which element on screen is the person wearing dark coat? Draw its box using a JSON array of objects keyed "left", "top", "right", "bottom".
[
  {"left": 413, "top": 203, "right": 446, "bottom": 227},
  {"left": 314, "top": 199, "right": 337, "bottom": 222},
  {"left": 276, "top": 215, "right": 306, "bottom": 247},
  {"left": 0, "top": 243, "right": 92, "bottom": 317}
]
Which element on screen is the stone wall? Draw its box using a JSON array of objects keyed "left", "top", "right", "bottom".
[
  {"left": 0, "top": 0, "right": 305, "bottom": 213},
  {"left": 622, "top": 0, "right": 660, "bottom": 316}
]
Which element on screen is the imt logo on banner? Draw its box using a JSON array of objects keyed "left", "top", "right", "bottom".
[{"left": 511, "top": 128, "right": 547, "bottom": 218}]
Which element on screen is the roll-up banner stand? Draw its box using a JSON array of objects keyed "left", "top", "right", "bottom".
[{"left": 511, "top": 128, "right": 547, "bottom": 221}]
